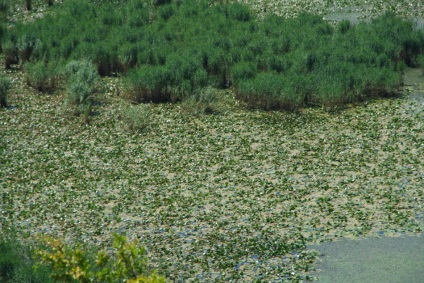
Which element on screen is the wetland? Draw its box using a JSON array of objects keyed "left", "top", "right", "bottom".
[{"left": 0, "top": 0, "right": 423, "bottom": 282}]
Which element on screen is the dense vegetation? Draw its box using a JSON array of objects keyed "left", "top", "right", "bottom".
[
  {"left": 1, "top": 0, "right": 423, "bottom": 282},
  {"left": 2, "top": 0, "right": 424, "bottom": 110},
  {"left": 0, "top": 235, "right": 54, "bottom": 282},
  {"left": 0, "top": 234, "right": 166, "bottom": 282}
]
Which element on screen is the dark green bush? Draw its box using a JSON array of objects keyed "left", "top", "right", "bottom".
[
  {"left": 230, "top": 61, "right": 257, "bottom": 83},
  {"left": 0, "top": 0, "right": 9, "bottom": 15},
  {"left": 0, "top": 75, "right": 10, "bottom": 108},
  {"left": 0, "top": 236, "right": 54, "bottom": 283},
  {"left": 338, "top": 20, "right": 351, "bottom": 34}
]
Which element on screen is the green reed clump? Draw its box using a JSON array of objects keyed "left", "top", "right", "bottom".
[
  {"left": 236, "top": 72, "right": 308, "bottom": 110},
  {"left": 3, "top": 0, "right": 424, "bottom": 110},
  {"left": 122, "top": 104, "right": 152, "bottom": 132},
  {"left": 64, "top": 60, "right": 100, "bottom": 120},
  {"left": 24, "top": 61, "right": 62, "bottom": 93},
  {"left": 125, "top": 65, "right": 172, "bottom": 103},
  {"left": 2, "top": 32, "right": 19, "bottom": 69}
]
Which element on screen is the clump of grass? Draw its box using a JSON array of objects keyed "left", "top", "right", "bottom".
[
  {"left": 122, "top": 104, "right": 152, "bottom": 132},
  {"left": 181, "top": 86, "right": 222, "bottom": 115},
  {"left": 236, "top": 72, "right": 306, "bottom": 110},
  {"left": 2, "top": 39, "right": 18, "bottom": 70},
  {"left": 17, "top": 33, "right": 38, "bottom": 64},
  {"left": 0, "top": 75, "right": 10, "bottom": 108},
  {"left": 125, "top": 66, "right": 172, "bottom": 103},
  {"left": 24, "top": 61, "right": 61, "bottom": 93},
  {"left": 64, "top": 60, "right": 100, "bottom": 121}
]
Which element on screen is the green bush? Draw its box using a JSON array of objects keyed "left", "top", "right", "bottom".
[
  {"left": 0, "top": 75, "right": 10, "bottom": 108},
  {"left": 0, "top": 236, "right": 54, "bottom": 283},
  {"left": 24, "top": 61, "right": 61, "bottom": 93},
  {"left": 122, "top": 104, "right": 152, "bottom": 132},
  {"left": 64, "top": 60, "right": 100, "bottom": 119},
  {"left": 36, "top": 234, "right": 166, "bottom": 283},
  {"left": 0, "top": 0, "right": 10, "bottom": 15}
]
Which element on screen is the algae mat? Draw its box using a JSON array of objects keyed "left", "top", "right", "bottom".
[{"left": 308, "top": 235, "right": 424, "bottom": 283}]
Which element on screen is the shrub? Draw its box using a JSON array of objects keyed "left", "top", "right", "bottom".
[
  {"left": 0, "top": 0, "right": 9, "bottom": 15},
  {"left": 24, "top": 61, "right": 61, "bottom": 93},
  {"left": 338, "top": 20, "right": 351, "bottom": 34},
  {"left": 0, "top": 236, "right": 54, "bottom": 282},
  {"left": 0, "top": 76, "right": 10, "bottom": 108},
  {"left": 122, "top": 104, "right": 152, "bottom": 132},
  {"left": 64, "top": 60, "right": 100, "bottom": 119},
  {"left": 36, "top": 234, "right": 166, "bottom": 283},
  {"left": 416, "top": 54, "right": 424, "bottom": 67},
  {"left": 117, "top": 42, "right": 138, "bottom": 72}
]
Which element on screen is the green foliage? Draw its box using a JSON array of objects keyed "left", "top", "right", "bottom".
[
  {"left": 4, "top": 0, "right": 424, "bottom": 110},
  {"left": 0, "top": 75, "right": 10, "bottom": 108},
  {"left": 0, "top": 0, "right": 9, "bottom": 13},
  {"left": 36, "top": 234, "right": 166, "bottom": 283},
  {"left": 122, "top": 104, "right": 152, "bottom": 132},
  {"left": 125, "top": 66, "right": 172, "bottom": 103},
  {"left": 24, "top": 61, "right": 61, "bottom": 93},
  {"left": 64, "top": 60, "right": 100, "bottom": 119},
  {"left": 236, "top": 72, "right": 304, "bottom": 110},
  {"left": 2, "top": 37, "right": 18, "bottom": 69},
  {"left": 17, "top": 33, "right": 38, "bottom": 64},
  {"left": 417, "top": 54, "right": 424, "bottom": 70},
  {"left": 0, "top": 236, "right": 54, "bottom": 283},
  {"left": 182, "top": 86, "right": 221, "bottom": 115}
]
